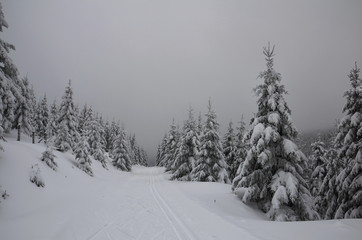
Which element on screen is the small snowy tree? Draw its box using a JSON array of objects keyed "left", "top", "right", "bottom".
[
  {"left": 54, "top": 80, "right": 79, "bottom": 152},
  {"left": 30, "top": 164, "right": 45, "bottom": 187},
  {"left": 171, "top": 107, "right": 200, "bottom": 181},
  {"left": 223, "top": 121, "right": 237, "bottom": 181},
  {"left": 232, "top": 44, "right": 318, "bottom": 221},
  {"left": 40, "top": 145, "right": 57, "bottom": 171},
  {"left": 192, "top": 100, "right": 229, "bottom": 183},
  {"left": 334, "top": 63, "right": 362, "bottom": 219},
  {"left": 74, "top": 136, "right": 93, "bottom": 176},
  {"left": 112, "top": 128, "right": 132, "bottom": 171}
]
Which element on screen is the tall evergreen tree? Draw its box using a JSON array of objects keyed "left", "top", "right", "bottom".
[
  {"left": 84, "top": 108, "right": 107, "bottom": 169},
  {"left": 54, "top": 80, "right": 79, "bottom": 152},
  {"left": 13, "top": 77, "right": 32, "bottom": 141},
  {"left": 232, "top": 117, "right": 248, "bottom": 189},
  {"left": 46, "top": 100, "right": 58, "bottom": 142},
  {"left": 171, "top": 107, "right": 199, "bottom": 181},
  {"left": 192, "top": 101, "right": 229, "bottom": 183},
  {"left": 112, "top": 128, "right": 132, "bottom": 171},
  {"left": 0, "top": 2, "right": 21, "bottom": 137},
  {"left": 36, "top": 94, "right": 49, "bottom": 143},
  {"left": 160, "top": 120, "right": 179, "bottom": 171},
  {"left": 157, "top": 134, "right": 168, "bottom": 166},
  {"left": 223, "top": 121, "right": 237, "bottom": 181},
  {"left": 232, "top": 45, "right": 318, "bottom": 221},
  {"left": 334, "top": 63, "right": 362, "bottom": 219}
]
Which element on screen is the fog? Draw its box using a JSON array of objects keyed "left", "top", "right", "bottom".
[{"left": 2, "top": 0, "right": 362, "bottom": 162}]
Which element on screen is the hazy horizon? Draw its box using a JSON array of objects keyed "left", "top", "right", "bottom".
[{"left": 2, "top": 0, "right": 362, "bottom": 162}]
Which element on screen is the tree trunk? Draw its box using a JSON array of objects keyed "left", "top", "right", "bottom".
[
  {"left": 32, "top": 132, "right": 35, "bottom": 144},
  {"left": 17, "top": 125, "right": 21, "bottom": 141}
]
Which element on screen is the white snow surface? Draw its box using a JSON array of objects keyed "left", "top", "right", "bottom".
[{"left": 1, "top": 134, "right": 362, "bottom": 240}]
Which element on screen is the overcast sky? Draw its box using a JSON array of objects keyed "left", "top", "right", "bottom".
[{"left": 2, "top": 0, "right": 362, "bottom": 162}]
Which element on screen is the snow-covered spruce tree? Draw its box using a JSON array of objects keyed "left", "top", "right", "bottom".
[
  {"left": 46, "top": 100, "right": 58, "bottom": 142},
  {"left": 314, "top": 148, "right": 342, "bottom": 219},
  {"left": 334, "top": 63, "right": 362, "bottom": 219},
  {"left": 157, "top": 134, "right": 168, "bottom": 166},
  {"left": 36, "top": 94, "right": 49, "bottom": 143},
  {"left": 74, "top": 135, "right": 93, "bottom": 176},
  {"left": 28, "top": 85, "right": 37, "bottom": 143},
  {"left": 30, "top": 164, "right": 45, "bottom": 187},
  {"left": 40, "top": 145, "right": 57, "bottom": 171},
  {"left": 0, "top": 2, "right": 22, "bottom": 136},
  {"left": 139, "top": 148, "right": 148, "bottom": 166},
  {"left": 78, "top": 104, "right": 92, "bottom": 135},
  {"left": 160, "top": 120, "right": 179, "bottom": 172},
  {"left": 232, "top": 45, "right": 318, "bottom": 221},
  {"left": 13, "top": 76, "right": 32, "bottom": 141},
  {"left": 171, "top": 107, "right": 200, "bottom": 181},
  {"left": 84, "top": 108, "right": 107, "bottom": 169},
  {"left": 309, "top": 140, "right": 327, "bottom": 197},
  {"left": 192, "top": 100, "right": 229, "bottom": 183},
  {"left": 231, "top": 117, "right": 248, "bottom": 190},
  {"left": 112, "top": 128, "right": 132, "bottom": 171},
  {"left": 54, "top": 80, "right": 79, "bottom": 152},
  {"left": 223, "top": 121, "right": 238, "bottom": 181}
]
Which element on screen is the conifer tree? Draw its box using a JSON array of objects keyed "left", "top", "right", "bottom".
[
  {"left": 0, "top": 2, "right": 21, "bottom": 137},
  {"left": 13, "top": 77, "right": 32, "bottom": 141},
  {"left": 157, "top": 134, "right": 168, "bottom": 166},
  {"left": 232, "top": 117, "right": 248, "bottom": 189},
  {"left": 172, "top": 107, "right": 199, "bottom": 181},
  {"left": 54, "top": 80, "right": 79, "bottom": 152},
  {"left": 334, "top": 63, "right": 362, "bottom": 219},
  {"left": 74, "top": 135, "right": 93, "bottom": 176},
  {"left": 309, "top": 140, "right": 327, "bottom": 197},
  {"left": 160, "top": 120, "right": 179, "bottom": 171},
  {"left": 232, "top": 44, "right": 318, "bottom": 221},
  {"left": 112, "top": 128, "right": 132, "bottom": 171},
  {"left": 29, "top": 86, "right": 37, "bottom": 143},
  {"left": 315, "top": 148, "right": 342, "bottom": 219},
  {"left": 223, "top": 121, "right": 237, "bottom": 181},
  {"left": 84, "top": 107, "right": 107, "bottom": 169},
  {"left": 36, "top": 94, "right": 49, "bottom": 143},
  {"left": 46, "top": 100, "right": 58, "bottom": 142},
  {"left": 192, "top": 101, "right": 229, "bottom": 183}
]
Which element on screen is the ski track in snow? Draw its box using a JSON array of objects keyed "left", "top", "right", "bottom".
[{"left": 149, "top": 170, "right": 198, "bottom": 240}]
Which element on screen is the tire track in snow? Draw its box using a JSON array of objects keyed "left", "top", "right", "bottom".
[{"left": 150, "top": 173, "right": 198, "bottom": 240}]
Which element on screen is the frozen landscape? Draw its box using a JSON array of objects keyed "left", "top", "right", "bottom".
[{"left": 1, "top": 134, "right": 361, "bottom": 240}]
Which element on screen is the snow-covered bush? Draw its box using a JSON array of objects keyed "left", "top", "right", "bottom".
[
  {"left": 40, "top": 146, "right": 57, "bottom": 171},
  {"left": 30, "top": 164, "right": 45, "bottom": 187}
]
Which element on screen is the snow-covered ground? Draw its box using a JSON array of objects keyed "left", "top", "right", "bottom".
[{"left": 0, "top": 134, "right": 361, "bottom": 240}]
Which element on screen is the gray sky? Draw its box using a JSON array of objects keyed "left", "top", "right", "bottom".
[{"left": 2, "top": 0, "right": 362, "bottom": 161}]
